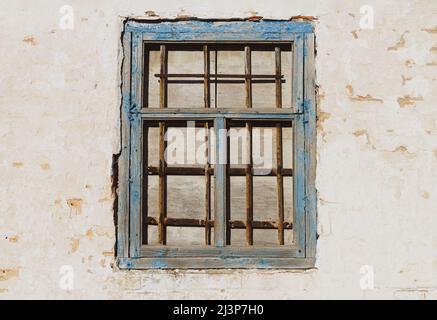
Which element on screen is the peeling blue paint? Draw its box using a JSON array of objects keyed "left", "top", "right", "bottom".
[
  {"left": 125, "top": 20, "right": 313, "bottom": 41},
  {"left": 151, "top": 259, "right": 168, "bottom": 269}
]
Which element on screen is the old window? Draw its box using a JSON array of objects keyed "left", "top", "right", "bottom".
[{"left": 117, "top": 20, "right": 316, "bottom": 269}]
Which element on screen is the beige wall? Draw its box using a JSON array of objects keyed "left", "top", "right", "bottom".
[{"left": 0, "top": 0, "right": 436, "bottom": 299}]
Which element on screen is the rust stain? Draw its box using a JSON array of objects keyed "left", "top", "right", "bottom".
[
  {"left": 145, "top": 10, "right": 158, "bottom": 17},
  {"left": 66, "top": 198, "right": 83, "bottom": 214},
  {"left": 22, "top": 36, "right": 37, "bottom": 46},
  {"left": 40, "top": 163, "right": 50, "bottom": 171},
  {"left": 433, "top": 149, "right": 437, "bottom": 159},
  {"left": 430, "top": 47, "right": 437, "bottom": 54},
  {"left": 12, "top": 162, "right": 23, "bottom": 168},
  {"left": 397, "top": 95, "right": 423, "bottom": 108},
  {"left": 351, "top": 30, "right": 358, "bottom": 39},
  {"left": 70, "top": 238, "right": 80, "bottom": 253},
  {"left": 291, "top": 15, "right": 317, "bottom": 21},
  {"left": 426, "top": 61, "right": 437, "bottom": 66},
  {"left": 80, "top": 17, "right": 89, "bottom": 21},
  {"left": 0, "top": 269, "right": 19, "bottom": 282},
  {"left": 421, "top": 26, "right": 437, "bottom": 34},
  {"left": 85, "top": 184, "right": 92, "bottom": 189},
  {"left": 388, "top": 32, "right": 407, "bottom": 51},
  {"left": 346, "top": 85, "right": 383, "bottom": 103},
  {"left": 0, "top": 288, "right": 8, "bottom": 293},
  {"left": 421, "top": 191, "right": 430, "bottom": 199}
]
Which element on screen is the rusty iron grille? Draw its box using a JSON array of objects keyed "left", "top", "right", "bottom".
[{"left": 142, "top": 43, "right": 293, "bottom": 247}]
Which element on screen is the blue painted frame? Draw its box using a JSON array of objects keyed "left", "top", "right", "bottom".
[{"left": 117, "top": 20, "right": 316, "bottom": 269}]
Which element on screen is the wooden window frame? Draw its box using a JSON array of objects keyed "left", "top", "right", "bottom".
[{"left": 117, "top": 20, "right": 316, "bottom": 269}]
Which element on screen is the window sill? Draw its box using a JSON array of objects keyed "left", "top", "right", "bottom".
[{"left": 117, "top": 257, "right": 315, "bottom": 270}]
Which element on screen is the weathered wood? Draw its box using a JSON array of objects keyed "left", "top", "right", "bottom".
[
  {"left": 119, "top": 20, "right": 317, "bottom": 269},
  {"left": 119, "top": 257, "right": 316, "bottom": 269},
  {"left": 128, "top": 32, "right": 144, "bottom": 258},
  {"left": 125, "top": 20, "right": 314, "bottom": 39},
  {"left": 290, "top": 33, "right": 307, "bottom": 256},
  {"left": 138, "top": 110, "right": 298, "bottom": 122},
  {"left": 139, "top": 246, "right": 302, "bottom": 259},
  {"left": 304, "top": 33, "right": 317, "bottom": 258},
  {"left": 292, "top": 34, "right": 304, "bottom": 113},
  {"left": 214, "top": 116, "right": 227, "bottom": 247}
]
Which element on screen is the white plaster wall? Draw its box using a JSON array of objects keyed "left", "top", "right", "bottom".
[{"left": 0, "top": 0, "right": 436, "bottom": 299}]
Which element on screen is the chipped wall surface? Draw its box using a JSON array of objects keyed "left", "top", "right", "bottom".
[{"left": 0, "top": 0, "right": 436, "bottom": 299}]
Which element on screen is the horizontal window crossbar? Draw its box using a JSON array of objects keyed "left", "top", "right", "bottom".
[
  {"left": 166, "top": 79, "right": 286, "bottom": 84},
  {"left": 145, "top": 217, "right": 292, "bottom": 230},
  {"left": 136, "top": 109, "right": 299, "bottom": 121},
  {"left": 147, "top": 166, "right": 293, "bottom": 176},
  {"left": 155, "top": 73, "right": 284, "bottom": 79}
]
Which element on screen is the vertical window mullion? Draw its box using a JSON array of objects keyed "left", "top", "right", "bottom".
[
  {"left": 158, "top": 45, "right": 168, "bottom": 245},
  {"left": 244, "top": 46, "right": 254, "bottom": 245},
  {"left": 203, "top": 45, "right": 212, "bottom": 245},
  {"left": 275, "top": 47, "right": 285, "bottom": 245},
  {"left": 214, "top": 116, "right": 227, "bottom": 247},
  {"left": 292, "top": 34, "right": 306, "bottom": 255}
]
